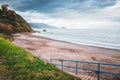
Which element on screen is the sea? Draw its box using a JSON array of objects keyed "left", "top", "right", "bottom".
[{"left": 32, "top": 27, "right": 120, "bottom": 50}]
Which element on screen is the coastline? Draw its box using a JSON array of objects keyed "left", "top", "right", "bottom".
[
  {"left": 13, "top": 33, "right": 120, "bottom": 64},
  {"left": 33, "top": 33, "right": 120, "bottom": 51},
  {"left": 32, "top": 28, "right": 120, "bottom": 51}
]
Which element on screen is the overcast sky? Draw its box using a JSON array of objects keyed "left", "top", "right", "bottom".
[{"left": 0, "top": 0, "right": 120, "bottom": 28}]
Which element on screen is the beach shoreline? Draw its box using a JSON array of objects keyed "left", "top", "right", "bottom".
[
  {"left": 12, "top": 32, "right": 120, "bottom": 79},
  {"left": 13, "top": 32, "right": 120, "bottom": 64}
]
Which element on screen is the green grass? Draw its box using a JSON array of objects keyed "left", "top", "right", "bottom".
[{"left": 0, "top": 38, "right": 80, "bottom": 80}]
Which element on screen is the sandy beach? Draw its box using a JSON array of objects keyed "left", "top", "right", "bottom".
[
  {"left": 13, "top": 33, "right": 120, "bottom": 63},
  {"left": 13, "top": 33, "right": 120, "bottom": 79}
]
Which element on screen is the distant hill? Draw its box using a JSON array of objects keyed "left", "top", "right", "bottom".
[
  {"left": 29, "top": 23, "right": 57, "bottom": 29},
  {"left": 0, "top": 4, "right": 33, "bottom": 35}
]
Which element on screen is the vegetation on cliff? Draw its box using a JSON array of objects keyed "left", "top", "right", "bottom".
[{"left": 0, "top": 4, "right": 33, "bottom": 40}]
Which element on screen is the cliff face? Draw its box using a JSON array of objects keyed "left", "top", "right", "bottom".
[{"left": 0, "top": 4, "right": 33, "bottom": 35}]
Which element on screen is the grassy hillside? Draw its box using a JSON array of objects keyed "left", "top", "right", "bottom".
[
  {"left": 0, "top": 4, "right": 33, "bottom": 40},
  {"left": 0, "top": 4, "right": 33, "bottom": 35},
  {"left": 0, "top": 38, "right": 80, "bottom": 80}
]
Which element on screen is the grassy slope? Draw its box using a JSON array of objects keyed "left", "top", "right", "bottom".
[
  {"left": 0, "top": 38, "right": 80, "bottom": 80},
  {"left": 0, "top": 9, "right": 33, "bottom": 33}
]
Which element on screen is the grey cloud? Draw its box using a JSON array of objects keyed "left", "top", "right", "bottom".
[{"left": 0, "top": 0, "right": 117, "bottom": 13}]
